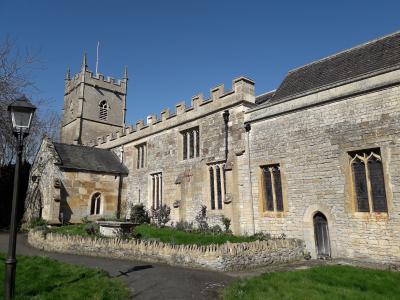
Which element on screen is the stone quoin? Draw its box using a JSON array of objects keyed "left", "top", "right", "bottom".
[{"left": 25, "top": 31, "right": 400, "bottom": 263}]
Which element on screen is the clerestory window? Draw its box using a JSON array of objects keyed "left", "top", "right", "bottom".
[
  {"left": 349, "top": 148, "right": 387, "bottom": 213},
  {"left": 182, "top": 127, "right": 200, "bottom": 160}
]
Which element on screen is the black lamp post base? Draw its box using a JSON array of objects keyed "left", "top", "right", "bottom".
[{"left": 4, "top": 258, "right": 17, "bottom": 300}]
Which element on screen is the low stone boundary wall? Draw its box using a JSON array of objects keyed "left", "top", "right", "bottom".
[{"left": 28, "top": 230, "right": 305, "bottom": 271}]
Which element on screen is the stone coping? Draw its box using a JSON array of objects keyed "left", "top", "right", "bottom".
[
  {"left": 96, "top": 221, "right": 135, "bottom": 227},
  {"left": 28, "top": 229, "right": 305, "bottom": 271}
]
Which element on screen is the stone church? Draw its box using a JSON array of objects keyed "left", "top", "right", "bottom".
[{"left": 26, "top": 31, "right": 400, "bottom": 263}]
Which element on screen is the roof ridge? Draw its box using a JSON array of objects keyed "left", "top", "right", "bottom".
[
  {"left": 256, "top": 89, "right": 276, "bottom": 97},
  {"left": 54, "top": 142, "right": 106, "bottom": 150},
  {"left": 287, "top": 30, "right": 400, "bottom": 74}
]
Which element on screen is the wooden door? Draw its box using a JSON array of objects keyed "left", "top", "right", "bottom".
[{"left": 313, "top": 212, "right": 331, "bottom": 258}]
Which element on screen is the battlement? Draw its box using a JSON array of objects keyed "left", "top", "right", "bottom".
[
  {"left": 65, "top": 57, "right": 127, "bottom": 95},
  {"left": 86, "top": 76, "right": 255, "bottom": 148}
]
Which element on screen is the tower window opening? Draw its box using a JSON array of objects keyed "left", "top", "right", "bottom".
[{"left": 99, "top": 100, "right": 108, "bottom": 121}]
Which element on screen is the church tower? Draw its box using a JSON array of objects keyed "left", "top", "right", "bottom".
[{"left": 60, "top": 54, "right": 128, "bottom": 145}]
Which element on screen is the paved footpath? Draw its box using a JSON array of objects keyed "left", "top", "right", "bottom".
[{"left": 0, "top": 233, "right": 234, "bottom": 300}]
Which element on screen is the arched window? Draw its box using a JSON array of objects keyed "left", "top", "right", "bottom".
[
  {"left": 99, "top": 100, "right": 108, "bottom": 121},
  {"left": 90, "top": 192, "right": 101, "bottom": 215}
]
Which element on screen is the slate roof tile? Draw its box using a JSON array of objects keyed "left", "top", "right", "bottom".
[{"left": 53, "top": 143, "right": 128, "bottom": 175}]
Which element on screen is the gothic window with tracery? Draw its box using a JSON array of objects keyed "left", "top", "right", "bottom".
[
  {"left": 350, "top": 149, "right": 387, "bottom": 213},
  {"left": 261, "top": 164, "right": 283, "bottom": 212},
  {"left": 99, "top": 100, "right": 108, "bottom": 121},
  {"left": 90, "top": 192, "right": 101, "bottom": 215}
]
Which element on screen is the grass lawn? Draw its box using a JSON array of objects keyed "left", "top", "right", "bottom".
[
  {"left": 222, "top": 265, "right": 400, "bottom": 300},
  {"left": 0, "top": 253, "right": 129, "bottom": 300},
  {"left": 50, "top": 223, "right": 90, "bottom": 237},
  {"left": 133, "top": 224, "right": 259, "bottom": 245}
]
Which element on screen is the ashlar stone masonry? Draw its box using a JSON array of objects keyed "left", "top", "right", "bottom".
[{"left": 26, "top": 31, "right": 400, "bottom": 264}]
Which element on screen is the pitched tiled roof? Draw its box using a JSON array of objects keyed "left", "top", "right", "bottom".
[
  {"left": 53, "top": 143, "right": 128, "bottom": 174},
  {"left": 255, "top": 90, "right": 275, "bottom": 105},
  {"left": 270, "top": 31, "right": 400, "bottom": 104}
]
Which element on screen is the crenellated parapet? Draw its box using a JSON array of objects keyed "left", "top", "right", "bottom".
[
  {"left": 65, "top": 68, "right": 127, "bottom": 96},
  {"left": 86, "top": 76, "right": 255, "bottom": 148}
]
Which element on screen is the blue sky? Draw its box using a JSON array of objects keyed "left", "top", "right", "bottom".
[{"left": 1, "top": 0, "right": 399, "bottom": 124}]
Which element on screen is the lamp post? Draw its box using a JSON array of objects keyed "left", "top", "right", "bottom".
[{"left": 5, "top": 95, "right": 36, "bottom": 300}]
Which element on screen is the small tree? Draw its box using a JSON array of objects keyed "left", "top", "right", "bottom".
[
  {"left": 151, "top": 204, "right": 171, "bottom": 227},
  {"left": 129, "top": 203, "right": 150, "bottom": 224},
  {"left": 222, "top": 216, "right": 231, "bottom": 232},
  {"left": 195, "top": 205, "right": 208, "bottom": 231}
]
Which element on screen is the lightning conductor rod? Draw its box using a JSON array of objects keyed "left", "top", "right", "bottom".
[{"left": 95, "top": 41, "right": 100, "bottom": 75}]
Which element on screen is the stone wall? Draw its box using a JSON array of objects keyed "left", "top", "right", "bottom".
[
  {"left": 91, "top": 77, "right": 256, "bottom": 234},
  {"left": 28, "top": 229, "right": 304, "bottom": 271},
  {"left": 60, "top": 171, "right": 126, "bottom": 223},
  {"left": 24, "top": 137, "right": 127, "bottom": 224},
  {"left": 242, "top": 69, "right": 400, "bottom": 263}
]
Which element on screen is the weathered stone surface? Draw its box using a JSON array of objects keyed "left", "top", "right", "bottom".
[{"left": 28, "top": 230, "right": 304, "bottom": 271}]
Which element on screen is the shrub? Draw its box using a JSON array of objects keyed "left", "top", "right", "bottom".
[
  {"left": 129, "top": 203, "right": 150, "bottom": 224},
  {"left": 252, "top": 232, "right": 272, "bottom": 241},
  {"left": 29, "top": 217, "right": 47, "bottom": 229},
  {"left": 210, "top": 224, "right": 223, "bottom": 234},
  {"left": 151, "top": 204, "right": 171, "bottom": 227},
  {"left": 81, "top": 216, "right": 90, "bottom": 224},
  {"left": 174, "top": 220, "right": 194, "bottom": 232},
  {"left": 222, "top": 216, "right": 231, "bottom": 232},
  {"left": 84, "top": 223, "right": 99, "bottom": 235},
  {"left": 195, "top": 205, "right": 208, "bottom": 231}
]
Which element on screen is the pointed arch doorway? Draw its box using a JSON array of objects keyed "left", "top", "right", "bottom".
[{"left": 313, "top": 212, "right": 331, "bottom": 258}]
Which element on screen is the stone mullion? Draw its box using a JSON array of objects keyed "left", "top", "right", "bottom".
[
  {"left": 156, "top": 175, "right": 160, "bottom": 208},
  {"left": 213, "top": 166, "right": 218, "bottom": 209},
  {"left": 221, "top": 164, "right": 226, "bottom": 207},
  {"left": 152, "top": 176, "right": 155, "bottom": 208},
  {"left": 142, "top": 144, "right": 147, "bottom": 168},
  {"left": 363, "top": 155, "right": 374, "bottom": 213},
  {"left": 186, "top": 132, "right": 190, "bottom": 160},
  {"left": 270, "top": 167, "right": 277, "bottom": 212},
  {"left": 158, "top": 173, "right": 162, "bottom": 206},
  {"left": 193, "top": 130, "right": 197, "bottom": 157}
]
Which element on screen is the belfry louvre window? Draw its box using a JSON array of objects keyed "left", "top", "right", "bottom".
[
  {"left": 349, "top": 149, "right": 387, "bottom": 213},
  {"left": 261, "top": 165, "right": 283, "bottom": 212},
  {"left": 209, "top": 164, "right": 226, "bottom": 210},
  {"left": 90, "top": 192, "right": 101, "bottom": 215},
  {"left": 99, "top": 100, "right": 108, "bottom": 121},
  {"left": 182, "top": 127, "right": 200, "bottom": 160},
  {"left": 136, "top": 143, "right": 147, "bottom": 169},
  {"left": 151, "top": 173, "right": 162, "bottom": 209}
]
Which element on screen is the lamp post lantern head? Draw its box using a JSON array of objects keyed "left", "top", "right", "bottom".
[{"left": 7, "top": 95, "right": 36, "bottom": 135}]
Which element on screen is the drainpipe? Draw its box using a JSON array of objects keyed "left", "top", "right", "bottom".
[
  {"left": 245, "top": 122, "right": 256, "bottom": 234},
  {"left": 223, "top": 110, "right": 230, "bottom": 161},
  {"left": 117, "top": 174, "right": 123, "bottom": 219}
]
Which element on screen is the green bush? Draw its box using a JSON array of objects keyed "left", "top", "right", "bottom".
[
  {"left": 29, "top": 217, "right": 47, "bottom": 229},
  {"left": 84, "top": 223, "right": 99, "bottom": 235},
  {"left": 195, "top": 205, "right": 208, "bottom": 231},
  {"left": 151, "top": 204, "right": 171, "bottom": 227},
  {"left": 174, "top": 220, "right": 194, "bottom": 232},
  {"left": 222, "top": 216, "right": 231, "bottom": 232},
  {"left": 129, "top": 203, "right": 150, "bottom": 224}
]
